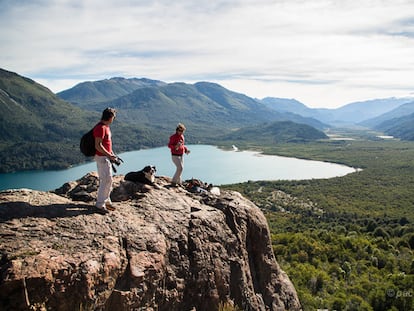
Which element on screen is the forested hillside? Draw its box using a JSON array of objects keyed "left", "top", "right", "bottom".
[
  {"left": 0, "top": 69, "right": 327, "bottom": 172},
  {"left": 224, "top": 140, "right": 414, "bottom": 311},
  {"left": 58, "top": 77, "right": 166, "bottom": 106},
  {"left": 361, "top": 101, "right": 414, "bottom": 128},
  {"left": 0, "top": 68, "right": 97, "bottom": 172},
  {"left": 59, "top": 78, "right": 327, "bottom": 132},
  {"left": 0, "top": 69, "right": 164, "bottom": 172},
  {"left": 374, "top": 113, "right": 414, "bottom": 141},
  {"left": 220, "top": 121, "right": 328, "bottom": 144}
]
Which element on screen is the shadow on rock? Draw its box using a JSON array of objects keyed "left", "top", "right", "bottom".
[{"left": 0, "top": 202, "right": 96, "bottom": 222}]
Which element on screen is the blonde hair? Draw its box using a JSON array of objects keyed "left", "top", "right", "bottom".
[{"left": 176, "top": 123, "right": 186, "bottom": 132}]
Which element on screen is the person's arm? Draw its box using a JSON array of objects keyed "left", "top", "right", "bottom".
[
  {"left": 182, "top": 136, "right": 190, "bottom": 154},
  {"left": 184, "top": 144, "right": 190, "bottom": 154},
  {"left": 95, "top": 137, "right": 116, "bottom": 160}
]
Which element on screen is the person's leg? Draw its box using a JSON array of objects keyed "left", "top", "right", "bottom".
[
  {"left": 95, "top": 156, "right": 113, "bottom": 208},
  {"left": 171, "top": 155, "right": 184, "bottom": 184}
]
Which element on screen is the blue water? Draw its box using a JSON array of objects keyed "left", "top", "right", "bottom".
[{"left": 0, "top": 145, "right": 357, "bottom": 191}]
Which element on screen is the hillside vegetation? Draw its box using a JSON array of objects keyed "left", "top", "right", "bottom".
[
  {"left": 220, "top": 120, "right": 328, "bottom": 143},
  {"left": 375, "top": 113, "right": 414, "bottom": 141},
  {"left": 0, "top": 69, "right": 165, "bottom": 172},
  {"left": 0, "top": 68, "right": 97, "bottom": 172},
  {"left": 58, "top": 77, "right": 166, "bottom": 106},
  {"left": 58, "top": 77, "right": 328, "bottom": 131},
  {"left": 66, "top": 80, "right": 323, "bottom": 135},
  {"left": 0, "top": 69, "right": 327, "bottom": 172},
  {"left": 223, "top": 140, "right": 414, "bottom": 311}
]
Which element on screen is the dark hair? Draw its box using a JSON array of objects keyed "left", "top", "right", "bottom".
[{"left": 101, "top": 107, "right": 117, "bottom": 121}]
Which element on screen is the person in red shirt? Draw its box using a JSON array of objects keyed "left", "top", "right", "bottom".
[
  {"left": 168, "top": 123, "right": 190, "bottom": 186},
  {"left": 93, "top": 107, "right": 117, "bottom": 214}
]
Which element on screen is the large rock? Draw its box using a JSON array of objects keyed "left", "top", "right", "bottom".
[{"left": 0, "top": 173, "right": 302, "bottom": 311}]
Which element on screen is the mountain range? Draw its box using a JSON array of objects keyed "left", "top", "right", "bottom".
[
  {"left": 261, "top": 97, "right": 414, "bottom": 127},
  {"left": 1, "top": 67, "right": 414, "bottom": 172},
  {"left": 58, "top": 78, "right": 327, "bottom": 133},
  {"left": 60, "top": 76, "right": 414, "bottom": 140}
]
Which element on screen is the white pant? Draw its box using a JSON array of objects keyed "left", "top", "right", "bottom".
[
  {"left": 95, "top": 155, "right": 113, "bottom": 208},
  {"left": 171, "top": 155, "right": 184, "bottom": 184}
]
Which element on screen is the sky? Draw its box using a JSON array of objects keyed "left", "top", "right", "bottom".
[{"left": 1, "top": 0, "right": 414, "bottom": 108}]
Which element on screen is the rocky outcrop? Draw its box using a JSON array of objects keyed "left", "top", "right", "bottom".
[{"left": 0, "top": 172, "right": 302, "bottom": 311}]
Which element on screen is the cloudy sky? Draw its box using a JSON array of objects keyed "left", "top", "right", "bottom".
[{"left": 1, "top": 0, "right": 414, "bottom": 108}]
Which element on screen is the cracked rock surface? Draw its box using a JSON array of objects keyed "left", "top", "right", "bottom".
[{"left": 0, "top": 173, "right": 301, "bottom": 311}]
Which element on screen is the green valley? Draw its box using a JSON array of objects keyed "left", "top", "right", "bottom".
[
  {"left": 223, "top": 139, "right": 414, "bottom": 311},
  {"left": 2, "top": 68, "right": 414, "bottom": 310}
]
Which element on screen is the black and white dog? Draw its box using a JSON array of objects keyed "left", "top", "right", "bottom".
[{"left": 125, "top": 165, "right": 157, "bottom": 185}]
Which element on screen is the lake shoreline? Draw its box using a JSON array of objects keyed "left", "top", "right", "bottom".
[{"left": 0, "top": 145, "right": 357, "bottom": 192}]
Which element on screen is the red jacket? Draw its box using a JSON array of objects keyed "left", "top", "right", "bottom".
[{"left": 168, "top": 132, "right": 188, "bottom": 155}]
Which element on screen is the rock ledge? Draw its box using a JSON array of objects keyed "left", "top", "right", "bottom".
[{"left": 0, "top": 173, "right": 301, "bottom": 311}]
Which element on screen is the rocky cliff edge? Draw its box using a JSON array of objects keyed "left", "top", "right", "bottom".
[{"left": 0, "top": 172, "right": 301, "bottom": 311}]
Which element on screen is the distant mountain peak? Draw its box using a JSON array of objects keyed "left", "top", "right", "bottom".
[{"left": 57, "top": 76, "right": 166, "bottom": 105}]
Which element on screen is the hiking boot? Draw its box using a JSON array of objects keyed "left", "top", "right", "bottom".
[
  {"left": 171, "top": 182, "right": 184, "bottom": 188},
  {"left": 106, "top": 202, "right": 116, "bottom": 211},
  {"left": 95, "top": 206, "right": 109, "bottom": 215}
]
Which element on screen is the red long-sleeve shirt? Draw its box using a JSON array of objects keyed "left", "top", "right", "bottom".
[{"left": 168, "top": 132, "right": 188, "bottom": 155}]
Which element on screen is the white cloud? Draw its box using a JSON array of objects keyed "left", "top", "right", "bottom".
[{"left": 1, "top": 0, "right": 414, "bottom": 108}]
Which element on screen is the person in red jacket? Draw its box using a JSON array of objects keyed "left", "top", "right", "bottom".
[
  {"left": 93, "top": 107, "right": 117, "bottom": 214},
  {"left": 168, "top": 123, "right": 190, "bottom": 186}
]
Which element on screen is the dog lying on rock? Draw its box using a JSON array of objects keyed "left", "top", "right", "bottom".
[{"left": 125, "top": 165, "right": 158, "bottom": 187}]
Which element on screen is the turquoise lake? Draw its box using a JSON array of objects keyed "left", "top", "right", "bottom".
[{"left": 0, "top": 145, "right": 357, "bottom": 191}]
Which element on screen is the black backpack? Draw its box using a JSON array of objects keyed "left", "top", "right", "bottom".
[{"left": 80, "top": 123, "right": 101, "bottom": 157}]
